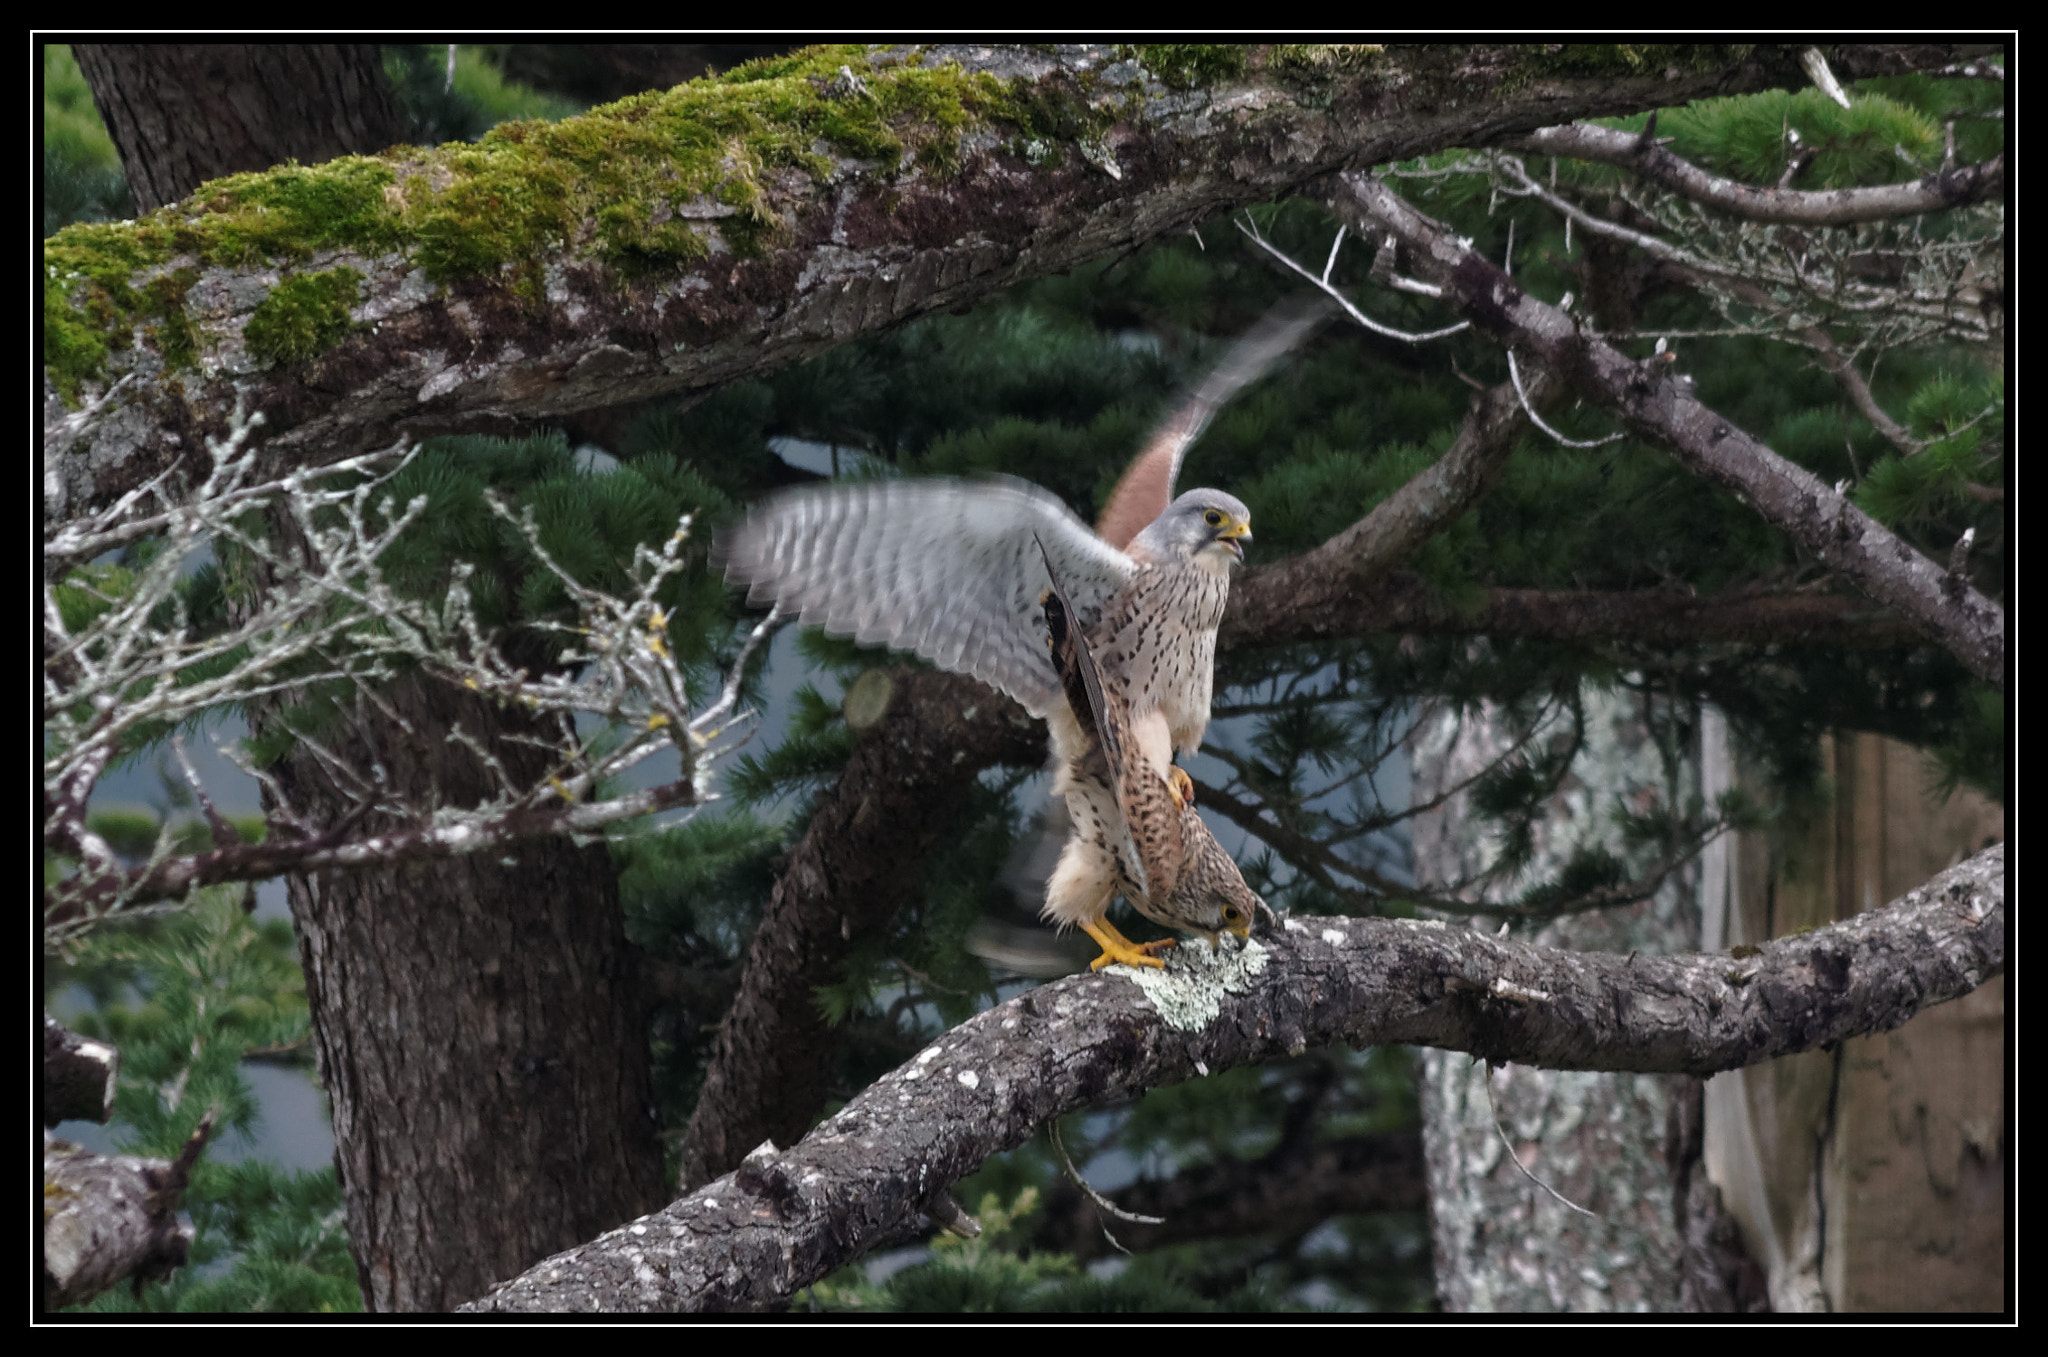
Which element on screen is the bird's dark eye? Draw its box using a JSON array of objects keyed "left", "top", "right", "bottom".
[
  {"left": 1225, "top": 906, "right": 1241, "bottom": 920},
  {"left": 1203, "top": 509, "right": 1225, "bottom": 527}
]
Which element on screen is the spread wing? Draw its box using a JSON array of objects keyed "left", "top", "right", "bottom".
[
  {"left": 1095, "top": 296, "right": 1331, "bottom": 550},
  {"left": 717, "top": 476, "right": 1136, "bottom": 717},
  {"left": 1042, "top": 549, "right": 1185, "bottom": 903}
]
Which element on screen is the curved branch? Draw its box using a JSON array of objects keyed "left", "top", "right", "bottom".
[
  {"left": 1328, "top": 172, "right": 2005, "bottom": 686},
  {"left": 44, "top": 43, "right": 1982, "bottom": 521},
  {"left": 1221, "top": 369, "right": 1553, "bottom": 647},
  {"left": 680, "top": 398, "right": 1931, "bottom": 1190},
  {"left": 1505, "top": 123, "right": 2004, "bottom": 226},
  {"left": 466, "top": 843, "right": 2002, "bottom": 1312}
]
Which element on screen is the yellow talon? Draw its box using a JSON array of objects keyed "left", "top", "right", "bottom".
[
  {"left": 1081, "top": 917, "right": 1175, "bottom": 971},
  {"left": 1168, "top": 765, "right": 1195, "bottom": 810}
]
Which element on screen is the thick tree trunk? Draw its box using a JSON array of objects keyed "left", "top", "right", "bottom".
[
  {"left": 275, "top": 674, "right": 663, "bottom": 1311},
  {"left": 1410, "top": 685, "right": 1754, "bottom": 1311},
  {"left": 71, "top": 47, "right": 663, "bottom": 1312},
  {"left": 71, "top": 44, "right": 402, "bottom": 213}
]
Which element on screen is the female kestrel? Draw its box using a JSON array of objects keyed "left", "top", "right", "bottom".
[
  {"left": 1041, "top": 556, "right": 1263, "bottom": 967},
  {"left": 716, "top": 301, "right": 1321, "bottom": 967}
]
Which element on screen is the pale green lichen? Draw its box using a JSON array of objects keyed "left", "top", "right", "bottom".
[{"left": 1108, "top": 934, "right": 1269, "bottom": 1031}]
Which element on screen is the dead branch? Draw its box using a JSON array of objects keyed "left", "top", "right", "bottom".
[
  {"left": 41, "top": 405, "right": 782, "bottom": 937},
  {"left": 1504, "top": 123, "right": 2004, "bottom": 226},
  {"left": 43, "top": 1111, "right": 217, "bottom": 1311},
  {"left": 1326, "top": 172, "right": 2003, "bottom": 686}
]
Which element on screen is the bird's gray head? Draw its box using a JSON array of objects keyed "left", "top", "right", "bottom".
[{"left": 1132, "top": 488, "right": 1253, "bottom": 568}]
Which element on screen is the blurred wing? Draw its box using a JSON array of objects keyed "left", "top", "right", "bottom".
[
  {"left": 717, "top": 476, "right": 1135, "bottom": 717},
  {"left": 1094, "top": 295, "right": 1331, "bottom": 550}
]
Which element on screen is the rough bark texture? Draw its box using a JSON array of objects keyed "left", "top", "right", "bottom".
[
  {"left": 42, "top": 1013, "right": 119, "bottom": 1127},
  {"left": 64, "top": 51, "right": 669, "bottom": 1313},
  {"left": 43, "top": 1115, "right": 212, "bottom": 1311},
  {"left": 1667, "top": 1075, "right": 1772, "bottom": 1312},
  {"left": 277, "top": 674, "right": 664, "bottom": 1311},
  {"left": 71, "top": 44, "right": 403, "bottom": 213},
  {"left": 1412, "top": 687, "right": 1702, "bottom": 1312},
  {"left": 1701, "top": 727, "right": 2005, "bottom": 1312},
  {"left": 678, "top": 360, "right": 1931, "bottom": 1192},
  {"left": 45, "top": 42, "right": 1992, "bottom": 1313},
  {"left": 1326, "top": 171, "right": 2006, "bottom": 686},
  {"left": 464, "top": 842, "right": 2001, "bottom": 1311},
  {"left": 45, "top": 44, "right": 1974, "bottom": 521}
]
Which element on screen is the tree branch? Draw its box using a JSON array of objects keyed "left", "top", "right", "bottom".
[
  {"left": 1297, "top": 576, "right": 1926, "bottom": 652},
  {"left": 43, "top": 1111, "right": 217, "bottom": 1311},
  {"left": 465, "top": 842, "right": 2002, "bottom": 1312},
  {"left": 42, "top": 1014, "right": 119, "bottom": 1128},
  {"left": 1221, "top": 369, "right": 1552, "bottom": 647},
  {"left": 1503, "top": 123, "right": 2004, "bottom": 226},
  {"left": 677, "top": 372, "right": 1928, "bottom": 1187},
  {"left": 1327, "top": 172, "right": 2004, "bottom": 686},
  {"left": 44, "top": 43, "right": 1982, "bottom": 522}
]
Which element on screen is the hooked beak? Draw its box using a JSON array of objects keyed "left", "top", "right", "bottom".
[
  {"left": 1204, "top": 919, "right": 1252, "bottom": 950},
  {"left": 1215, "top": 518, "right": 1252, "bottom": 561}
]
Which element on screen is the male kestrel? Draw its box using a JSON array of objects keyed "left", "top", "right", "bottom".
[
  {"left": 1041, "top": 556, "right": 1264, "bottom": 967},
  {"left": 716, "top": 300, "right": 1322, "bottom": 968}
]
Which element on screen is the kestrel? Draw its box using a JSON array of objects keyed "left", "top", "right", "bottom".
[
  {"left": 716, "top": 300, "right": 1322, "bottom": 968},
  {"left": 1040, "top": 554, "right": 1263, "bottom": 967}
]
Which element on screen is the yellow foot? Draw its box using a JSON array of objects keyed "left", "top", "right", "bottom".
[
  {"left": 1168, "top": 765, "right": 1195, "bottom": 810},
  {"left": 1082, "top": 917, "right": 1176, "bottom": 971}
]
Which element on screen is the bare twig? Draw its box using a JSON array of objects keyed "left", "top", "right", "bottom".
[
  {"left": 42, "top": 405, "right": 776, "bottom": 938},
  {"left": 1327, "top": 172, "right": 2004, "bottom": 686}
]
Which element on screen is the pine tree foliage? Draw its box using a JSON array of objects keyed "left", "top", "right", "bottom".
[
  {"left": 42, "top": 46, "right": 131, "bottom": 235},
  {"left": 48, "top": 889, "right": 360, "bottom": 1312}
]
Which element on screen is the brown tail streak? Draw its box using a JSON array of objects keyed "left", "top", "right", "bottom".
[{"left": 1036, "top": 537, "right": 1121, "bottom": 769}]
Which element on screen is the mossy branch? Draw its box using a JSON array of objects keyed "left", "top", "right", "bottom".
[{"left": 44, "top": 43, "right": 1980, "bottom": 522}]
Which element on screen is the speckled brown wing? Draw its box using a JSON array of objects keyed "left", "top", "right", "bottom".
[
  {"left": 1046, "top": 563, "right": 1267, "bottom": 947},
  {"left": 1042, "top": 554, "right": 1186, "bottom": 904},
  {"left": 1094, "top": 297, "right": 1330, "bottom": 551}
]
